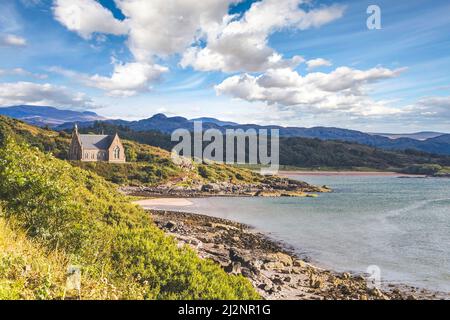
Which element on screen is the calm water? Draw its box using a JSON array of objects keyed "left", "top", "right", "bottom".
[{"left": 147, "top": 176, "right": 450, "bottom": 292}]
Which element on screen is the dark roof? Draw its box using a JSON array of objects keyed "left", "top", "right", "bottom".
[{"left": 79, "top": 134, "right": 114, "bottom": 150}]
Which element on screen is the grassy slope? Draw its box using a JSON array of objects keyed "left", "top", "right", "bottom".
[
  {"left": 0, "top": 217, "right": 68, "bottom": 299},
  {"left": 0, "top": 116, "right": 263, "bottom": 187},
  {"left": 0, "top": 127, "right": 259, "bottom": 299}
]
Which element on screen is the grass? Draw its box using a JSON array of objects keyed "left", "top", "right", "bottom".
[
  {"left": 0, "top": 116, "right": 263, "bottom": 187},
  {"left": 0, "top": 134, "right": 259, "bottom": 300}
]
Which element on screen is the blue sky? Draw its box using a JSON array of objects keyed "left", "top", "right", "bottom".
[{"left": 0, "top": 0, "right": 449, "bottom": 132}]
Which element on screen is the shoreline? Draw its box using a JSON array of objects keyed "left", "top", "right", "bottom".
[
  {"left": 145, "top": 207, "right": 448, "bottom": 300},
  {"left": 278, "top": 171, "right": 427, "bottom": 177}
]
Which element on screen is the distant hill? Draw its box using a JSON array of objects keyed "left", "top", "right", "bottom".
[
  {"left": 190, "top": 117, "right": 238, "bottom": 126},
  {"left": 3, "top": 106, "right": 450, "bottom": 156},
  {"left": 371, "top": 132, "right": 446, "bottom": 141},
  {"left": 0, "top": 105, "right": 105, "bottom": 127},
  {"left": 57, "top": 114, "right": 450, "bottom": 156},
  {"left": 58, "top": 120, "right": 450, "bottom": 172}
]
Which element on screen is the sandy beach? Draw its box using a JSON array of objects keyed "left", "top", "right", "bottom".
[{"left": 134, "top": 198, "right": 194, "bottom": 207}]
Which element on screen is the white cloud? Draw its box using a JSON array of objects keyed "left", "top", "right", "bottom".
[
  {"left": 85, "top": 61, "right": 168, "bottom": 97},
  {"left": 405, "top": 96, "right": 450, "bottom": 118},
  {"left": 0, "top": 68, "right": 48, "bottom": 79},
  {"left": 0, "top": 82, "right": 97, "bottom": 109},
  {"left": 306, "top": 58, "right": 332, "bottom": 70},
  {"left": 215, "top": 66, "right": 405, "bottom": 116},
  {"left": 53, "top": 0, "right": 128, "bottom": 39},
  {"left": 0, "top": 34, "right": 27, "bottom": 46},
  {"left": 181, "top": 0, "right": 345, "bottom": 73},
  {"left": 53, "top": 0, "right": 344, "bottom": 71},
  {"left": 49, "top": 61, "right": 168, "bottom": 97},
  {"left": 115, "top": 0, "right": 237, "bottom": 62}
]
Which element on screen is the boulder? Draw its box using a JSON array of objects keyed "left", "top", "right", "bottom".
[{"left": 266, "top": 252, "right": 293, "bottom": 267}]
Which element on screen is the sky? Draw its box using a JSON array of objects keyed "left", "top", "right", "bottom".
[{"left": 0, "top": 0, "right": 449, "bottom": 132}]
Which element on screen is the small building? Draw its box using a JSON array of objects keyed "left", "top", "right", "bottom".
[{"left": 68, "top": 124, "right": 126, "bottom": 163}]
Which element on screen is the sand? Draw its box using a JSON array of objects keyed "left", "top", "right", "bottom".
[{"left": 134, "top": 198, "right": 193, "bottom": 207}]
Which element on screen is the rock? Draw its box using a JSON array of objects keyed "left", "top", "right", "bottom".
[
  {"left": 266, "top": 252, "right": 293, "bottom": 267},
  {"left": 367, "top": 287, "right": 386, "bottom": 299},
  {"left": 258, "top": 283, "right": 274, "bottom": 293},
  {"left": 229, "top": 249, "right": 253, "bottom": 269},
  {"left": 339, "top": 284, "right": 352, "bottom": 295},
  {"left": 165, "top": 221, "right": 177, "bottom": 230},
  {"left": 342, "top": 272, "right": 351, "bottom": 279},
  {"left": 310, "top": 275, "right": 323, "bottom": 289},
  {"left": 293, "top": 259, "right": 307, "bottom": 268},
  {"left": 283, "top": 276, "right": 292, "bottom": 283},
  {"left": 262, "top": 261, "right": 285, "bottom": 270},
  {"left": 272, "top": 276, "right": 284, "bottom": 286},
  {"left": 225, "top": 262, "right": 241, "bottom": 274},
  {"left": 241, "top": 268, "right": 254, "bottom": 279}
]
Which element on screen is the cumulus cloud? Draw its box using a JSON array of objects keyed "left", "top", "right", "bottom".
[
  {"left": 115, "top": 0, "right": 236, "bottom": 62},
  {"left": 0, "top": 34, "right": 27, "bottom": 46},
  {"left": 215, "top": 66, "right": 406, "bottom": 116},
  {"left": 53, "top": 0, "right": 128, "bottom": 39},
  {"left": 306, "top": 58, "right": 332, "bottom": 70},
  {"left": 0, "top": 68, "right": 48, "bottom": 79},
  {"left": 53, "top": 0, "right": 344, "bottom": 70},
  {"left": 0, "top": 82, "right": 97, "bottom": 109},
  {"left": 181, "top": 0, "right": 345, "bottom": 72},
  {"left": 50, "top": 0, "right": 349, "bottom": 98},
  {"left": 49, "top": 61, "right": 168, "bottom": 97}
]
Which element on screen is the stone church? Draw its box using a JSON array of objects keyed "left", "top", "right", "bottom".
[{"left": 68, "top": 124, "right": 126, "bottom": 163}]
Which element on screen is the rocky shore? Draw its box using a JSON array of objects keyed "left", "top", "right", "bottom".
[
  {"left": 122, "top": 176, "right": 330, "bottom": 198},
  {"left": 150, "top": 209, "right": 448, "bottom": 300}
]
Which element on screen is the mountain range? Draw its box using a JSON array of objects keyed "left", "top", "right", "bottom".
[
  {"left": 0, "top": 105, "right": 105, "bottom": 127},
  {"left": 1, "top": 105, "right": 450, "bottom": 156}
]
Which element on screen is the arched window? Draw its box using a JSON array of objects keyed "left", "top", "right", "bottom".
[{"left": 114, "top": 146, "right": 120, "bottom": 159}]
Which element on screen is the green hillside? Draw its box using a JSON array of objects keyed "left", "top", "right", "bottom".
[
  {"left": 0, "top": 116, "right": 263, "bottom": 187},
  {"left": 0, "top": 128, "right": 259, "bottom": 299},
  {"left": 71, "top": 121, "right": 450, "bottom": 172}
]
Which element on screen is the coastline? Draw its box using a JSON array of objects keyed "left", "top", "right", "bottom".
[
  {"left": 278, "top": 171, "right": 427, "bottom": 177},
  {"left": 141, "top": 201, "right": 448, "bottom": 300}
]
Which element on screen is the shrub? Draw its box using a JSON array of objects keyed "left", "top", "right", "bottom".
[{"left": 0, "top": 138, "right": 259, "bottom": 300}]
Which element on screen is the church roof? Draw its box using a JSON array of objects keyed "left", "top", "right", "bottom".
[{"left": 79, "top": 134, "right": 115, "bottom": 150}]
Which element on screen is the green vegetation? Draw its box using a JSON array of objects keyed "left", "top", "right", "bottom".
[
  {"left": 400, "top": 164, "right": 450, "bottom": 176},
  {"left": 0, "top": 216, "right": 69, "bottom": 299},
  {"left": 0, "top": 116, "right": 262, "bottom": 187},
  {"left": 278, "top": 137, "right": 450, "bottom": 170},
  {"left": 0, "top": 133, "right": 259, "bottom": 299},
  {"left": 72, "top": 121, "right": 450, "bottom": 171}
]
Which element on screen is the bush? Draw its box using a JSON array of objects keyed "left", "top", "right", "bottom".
[{"left": 0, "top": 138, "right": 259, "bottom": 300}]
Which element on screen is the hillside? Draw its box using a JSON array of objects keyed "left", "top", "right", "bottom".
[
  {"left": 2, "top": 105, "right": 448, "bottom": 156},
  {"left": 62, "top": 120, "right": 450, "bottom": 173},
  {"left": 0, "top": 131, "right": 259, "bottom": 300},
  {"left": 0, "top": 116, "right": 265, "bottom": 188},
  {"left": 54, "top": 113, "right": 450, "bottom": 156}
]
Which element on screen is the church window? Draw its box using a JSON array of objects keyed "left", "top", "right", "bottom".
[{"left": 114, "top": 146, "right": 120, "bottom": 159}]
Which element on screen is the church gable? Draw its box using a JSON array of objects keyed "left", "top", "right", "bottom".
[{"left": 107, "top": 134, "right": 126, "bottom": 163}]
